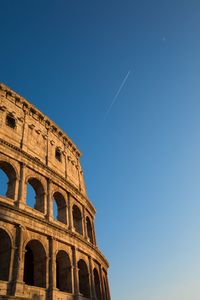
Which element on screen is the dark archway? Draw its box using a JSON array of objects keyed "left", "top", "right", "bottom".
[
  {"left": 26, "top": 178, "right": 45, "bottom": 213},
  {"left": 56, "top": 250, "right": 72, "bottom": 292},
  {"left": 53, "top": 192, "right": 67, "bottom": 224},
  {"left": 24, "top": 245, "right": 34, "bottom": 285},
  {"left": 0, "top": 229, "right": 11, "bottom": 281},
  {"left": 78, "top": 259, "right": 90, "bottom": 298},
  {"left": 23, "top": 240, "right": 46, "bottom": 288},
  {"left": 86, "top": 216, "right": 93, "bottom": 244},
  {"left": 0, "top": 161, "right": 17, "bottom": 199},
  {"left": 93, "top": 268, "right": 101, "bottom": 300},
  {"left": 72, "top": 205, "right": 83, "bottom": 234}
]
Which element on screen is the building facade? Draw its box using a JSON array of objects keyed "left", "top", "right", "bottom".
[{"left": 0, "top": 83, "right": 110, "bottom": 300}]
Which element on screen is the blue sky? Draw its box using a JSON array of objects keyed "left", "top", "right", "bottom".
[{"left": 1, "top": 1, "right": 200, "bottom": 299}]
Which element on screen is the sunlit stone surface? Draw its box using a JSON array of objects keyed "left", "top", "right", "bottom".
[{"left": 0, "top": 83, "right": 110, "bottom": 300}]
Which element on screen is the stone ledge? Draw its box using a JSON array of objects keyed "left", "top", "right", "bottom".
[{"left": 0, "top": 297, "right": 31, "bottom": 300}]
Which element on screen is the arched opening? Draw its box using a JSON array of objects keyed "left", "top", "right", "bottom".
[
  {"left": 78, "top": 259, "right": 90, "bottom": 298},
  {"left": 24, "top": 245, "right": 34, "bottom": 285},
  {"left": 86, "top": 216, "right": 93, "bottom": 243},
  {"left": 93, "top": 268, "right": 101, "bottom": 300},
  {"left": 0, "top": 229, "right": 11, "bottom": 281},
  {"left": 56, "top": 250, "right": 72, "bottom": 293},
  {"left": 72, "top": 205, "right": 82, "bottom": 234},
  {"left": 0, "top": 169, "right": 8, "bottom": 197},
  {"left": 0, "top": 161, "right": 16, "bottom": 199},
  {"left": 53, "top": 192, "right": 67, "bottom": 224},
  {"left": 23, "top": 240, "right": 46, "bottom": 288},
  {"left": 26, "top": 178, "right": 45, "bottom": 213}
]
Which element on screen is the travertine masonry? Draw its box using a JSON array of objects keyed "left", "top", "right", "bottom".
[{"left": 0, "top": 83, "right": 110, "bottom": 300}]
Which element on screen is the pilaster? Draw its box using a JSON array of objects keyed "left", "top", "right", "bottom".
[
  {"left": 82, "top": 206, "right": 87, "bottom": 239},
  {"left": 92, "top": 218, "right": 97, "bottom": 246},
  {"left": 99, "top": 267, "right": 104, "bottom": 300},
  {"left": 105, "top": 273, "right": 111, "bottom": 300},
  {"left": 97, "top": 264, "right": 103, "bottom": 300},
  {"left": 47, "top": 178, "right": 53, "bottom": 221},
  {"left": 11, "top": 225, "right": 24, "bottom": 296},
  {"left": 88, "top": 256, "right": 95, "bottom": 300},
  {"left": 48, "top": 236, "right": 57, "bottom": 299},
  {"left": 17, "top": 162, "right": 26, "bottom": 209},
  {"left": 68, "top": 192, "right": 73, "bottom": 231},
  {"left": 20, "top": 109, "right": 27, "bottom": 150},
  {"left": 72, "top": 246, "right": 79, "bottom": 299},
  {"left": 64, "top": 149, "right": 68, "bottom": 180}
]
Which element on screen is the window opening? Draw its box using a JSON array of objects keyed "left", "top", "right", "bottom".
[
  {"left": 55, "top": 148, "right": 62, "bottom": 162},
  {"left": 6, "top": 114, "right": 16, "bottom": 129}
]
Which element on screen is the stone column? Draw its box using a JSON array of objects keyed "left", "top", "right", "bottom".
[
  {"left": 48, "top": 236, "right": 56, "bottom": 300},
  {"left": 105, "top": 273, "right": 111, "bottom": 300},
  {"left": 11, "top": 225, "right": 24, "bottom": 296},
  {"left": 64, "top": 150, "right": 68, "bottom": 180},
  {"left": 48, "top": 236, "right": 56, "bottom": 289},
  {"left": 99, "top": 267, "right": 104, "bottom": 300},
  {"left": 17, "top": 162, "right": 26, "bottom": 209},
  {"left": 92, "top": 218, "right": 97, "bottom": 246},
  {"left": 43, "top": 191, "right": 47, "bottom": 216},
  {"left": 77, "top": 158, "right": 81, "bottom": 192},
  {"left": 88, "top": 256, "right": 95, "bottom": 299},
  {"left": 68, "top": 192, "right": 73, "bottom": 231},
  {"left": 45, "top": 128, "right": 49, "bottom": 165},
  {"left": 47, "top": 179, "right": 53, "bottom": 221},
  {"left": 15, "top": 226, "right": 24, "bottom": 283},
  {"left": 97, "top": 264, "right": 103, "bottom": 300},
  {"left": 14, "top": 174, "right": 20, "bottom": 202},
  {"left": 20, "top": 109, "right": 27, "bottom": 150},
  {"left": 72, "top": 246, "right": 79, "bottom": 298},
  {"left": 82, "top": 206, "right": 87, "bottom": 239}
]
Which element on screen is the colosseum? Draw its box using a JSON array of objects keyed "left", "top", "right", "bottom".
[{"left": 0, "top": 83, "right": 110, "bottom": 300}]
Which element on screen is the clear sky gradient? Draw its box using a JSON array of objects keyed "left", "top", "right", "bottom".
[{"left": 1, "top": 1, "right": 200, "bottom": 299}]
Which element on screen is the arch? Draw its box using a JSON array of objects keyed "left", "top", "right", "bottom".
[
  {"left": 72, "top": 205, "right": 83, "bottom": 234},
  {"left": 23, "top": 239, "right": 46, "bottom": 288},
  {"left": 78, "top": 259, "right": 90, "bottom": 298},
  {"left": 26, "top": 178, "right": 45, "bottom": 213},
  {"left": 56, "top": 250, "right": 72, "bottom": 293},
  {"left": 53, "top": 192, "right": 67, "bottom": 224},
  {"left": 0, "top": 161, "right": 17, "bottom": 199},
  {"left": 86, "top": 216, "right": 94, "bottom": 244},
  {"left": 0, "top": 228, "right": 12, "bottom": 281},
  {"left": 93, "top": 268, "right": 101, "bottom": 300}
]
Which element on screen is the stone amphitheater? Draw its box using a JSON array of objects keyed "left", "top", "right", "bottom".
[{"left": 0, "top": 83, "right": 110, "bottom": 300}]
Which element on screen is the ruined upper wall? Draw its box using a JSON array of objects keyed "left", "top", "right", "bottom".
[{"left": 0, "top": 83, "right": 87, "bottom": 196}]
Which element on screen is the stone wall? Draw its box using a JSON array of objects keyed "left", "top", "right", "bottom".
[{"left": 0, "top": 83, "right": 110, "bottom": 300}]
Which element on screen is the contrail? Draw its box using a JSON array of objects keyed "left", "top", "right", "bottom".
[{"left": 105, "top": 70, "right": 130, "bottom": 116}]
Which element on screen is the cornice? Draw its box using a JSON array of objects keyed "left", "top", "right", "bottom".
[{"left": 0, "top": 82, "right": 81, "bottom": 158}]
